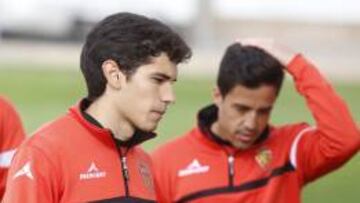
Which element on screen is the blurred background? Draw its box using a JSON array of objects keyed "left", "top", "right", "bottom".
[{"left": 0, "top": 0, "right": 359, "bottom": 202}]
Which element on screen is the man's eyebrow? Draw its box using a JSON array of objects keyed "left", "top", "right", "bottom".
[
  {"left": 232, "top": 103, "right": 251, "bottom": 109},
  {"left": 151, "top": 72, "right": 177, "bottom": 82},
  {"left": 232, "top": 103, "right": 273, "bottom": 111},
  {"left": 259, "top": 106, "right": 273, "bottom": 111}
]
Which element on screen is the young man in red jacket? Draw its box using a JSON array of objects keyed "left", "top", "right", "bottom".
[
  {"left": 152, "top": 39, "right": 360, "bottom": 203},
  {"left": 0, "top": 96, "right": 25, "bottom": 199},
  {"left": 3, "top": 12, "right": 191, "bottom": 202}
]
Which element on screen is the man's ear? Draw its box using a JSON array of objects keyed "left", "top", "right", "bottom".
[
  {"left": 101, "top": 59, "right": 126, "bottom": 89},
  {"left": 212, "top": 86, "right": 223, "bottom": 106}
]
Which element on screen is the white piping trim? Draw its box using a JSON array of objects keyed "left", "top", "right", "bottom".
[
  {"left": 0, "top": 149, "right": 17, "bottom": 168},
  {"left": 290, "top": 126, "right": 316, "bottom": 168}
]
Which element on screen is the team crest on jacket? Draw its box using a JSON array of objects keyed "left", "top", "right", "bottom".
[
  {"left": 255, "top": 147, "right": 272, "bottom": 169},
  {"left": 137, "top": 160, "right": 154, "bottom": 195}
]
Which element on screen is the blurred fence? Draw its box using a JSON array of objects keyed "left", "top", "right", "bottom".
[{"left": 1, "top": 21, "right": 360, "bottom": 83}]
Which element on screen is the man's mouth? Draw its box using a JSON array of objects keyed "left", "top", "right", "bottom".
[
  {"left": 234, "top": 132, "right": 254, "bottom": 143},
  {"left": 151, "top": 110, "right": 166, "bottom": 119}
]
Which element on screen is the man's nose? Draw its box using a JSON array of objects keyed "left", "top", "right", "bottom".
[
  {"left": 244, "top": 111, "right": 257, "bottom": 131},
  {"left": 161, "top": 83, "right": 175, "bottom": 104}
]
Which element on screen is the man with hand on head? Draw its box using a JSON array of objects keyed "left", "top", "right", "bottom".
[
  {"left": 3, "top": 12, "right": 191, "bottom": 203},
  {"left": 151, "top": 39, "right": 360, "bottom": 203}
]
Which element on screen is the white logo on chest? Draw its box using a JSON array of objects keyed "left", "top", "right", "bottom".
[
  {"left": 79, "top": 162, "right": 106, "bottom": 180},
  {"left": 13, "top": 161, "right": 34, "bottom": 180},
  {"left": 178, "top": 159, "right": 210, "bottom": 177}
]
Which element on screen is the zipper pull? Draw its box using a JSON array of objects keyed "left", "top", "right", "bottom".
[
  {"left": 228, "top": 155, "right": 235, "bottom": 186},
  {"left": 228, "top": 155, "right": 234, "bottom": 176},
  {"left": 121, "top": 156, "right": 129, "bottom": 181}
]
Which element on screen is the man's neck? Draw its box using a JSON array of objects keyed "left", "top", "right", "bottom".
[
  {"left": 210, "top": 121, "right": 220, "bottom": 138},
  {"left": 85, "top": 97, "right": 134, "bottom": 141}
]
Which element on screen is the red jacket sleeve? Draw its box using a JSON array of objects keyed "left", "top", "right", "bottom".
[
  {"left": 2, "top": 144, "right": 60, "bottom": 203},
  {"left": 0, "top": 97, "right": 25, "bottom": 198},
  {"left": 287, "top": 55, "right": 360, "bottom": 184}
]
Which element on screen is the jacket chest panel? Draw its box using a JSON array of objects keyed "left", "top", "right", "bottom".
[
  {"left": 59, "top": 146, "right": 155, "bottom": 202},
  {"left": 173, "top": 142, "right": 294, "bottom": 202}
]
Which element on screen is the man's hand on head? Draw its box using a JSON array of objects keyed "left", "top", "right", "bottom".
[{"left": 236, "top": 38, "right": 298, "bottom": 67}]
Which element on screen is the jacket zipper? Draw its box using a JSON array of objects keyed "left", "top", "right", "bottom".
[
  {"left": 228, "top": 154, "right": 235, "bottom": 187},
  {"left": 118, "top": 148, "right": 130, "bottom": 196}
]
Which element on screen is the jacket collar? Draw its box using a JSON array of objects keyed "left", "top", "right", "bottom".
[{"left": 69, "top": 98, "right": 156, "bottom": 148}]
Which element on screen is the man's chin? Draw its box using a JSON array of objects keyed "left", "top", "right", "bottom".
[
  {"left": 138, "top": 122, "right": 158, "bottom": 132},
  {"left": 232, "top": 142, "right": 253, "bottom": 150}
]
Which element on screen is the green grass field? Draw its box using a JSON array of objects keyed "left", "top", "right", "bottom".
[{"left": 1, "top": 65, "right": 359, "bottom": 202}]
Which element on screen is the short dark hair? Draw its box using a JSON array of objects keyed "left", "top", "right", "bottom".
[
  {"left": 80, "top": 12, "right": 192, "bottom": 101},
  {"left": 217, "top": 43, "right": 285, "bottom": 97}
]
